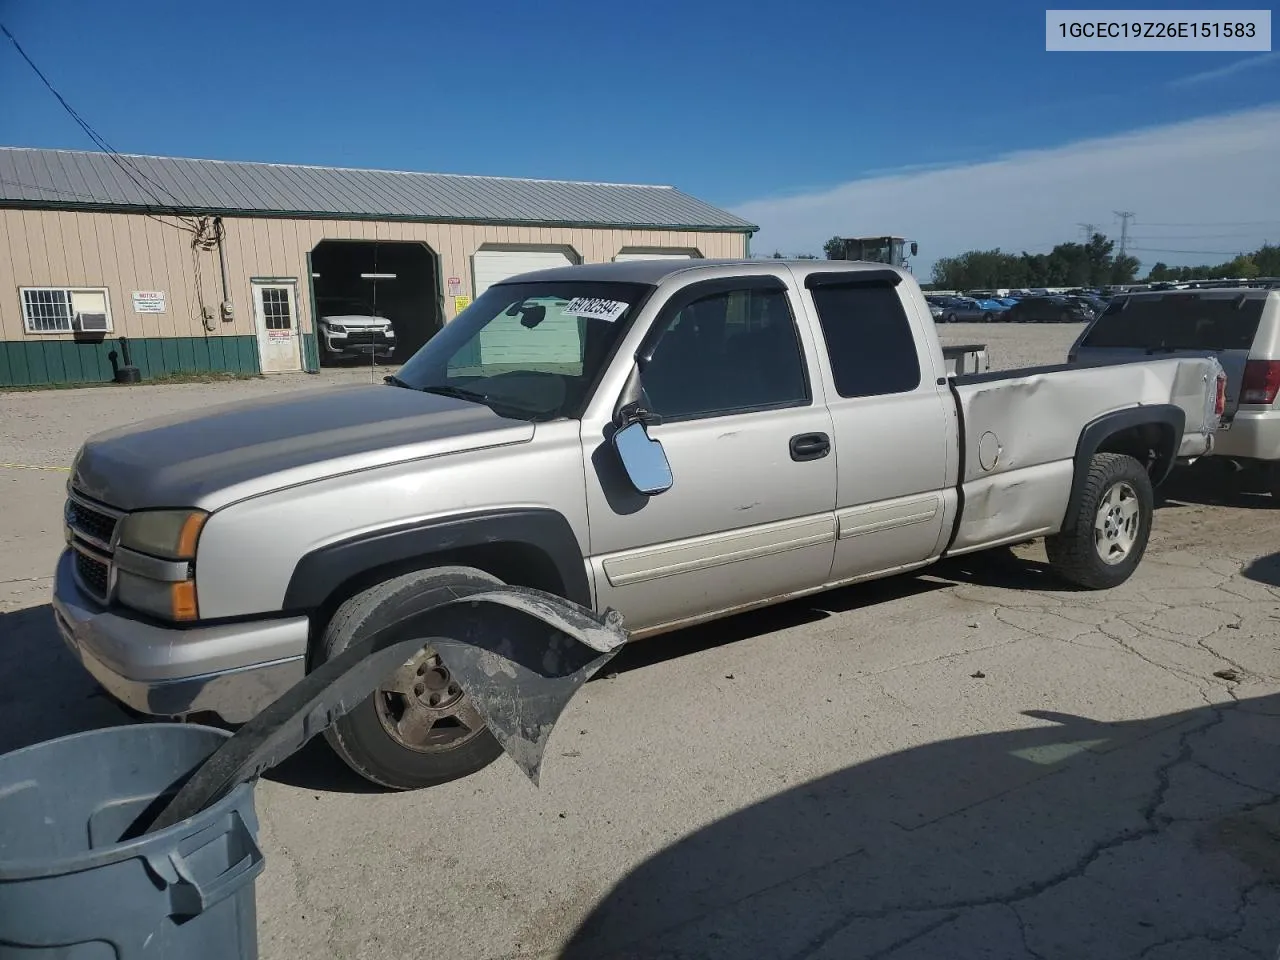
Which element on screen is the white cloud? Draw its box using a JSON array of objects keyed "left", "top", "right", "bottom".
[
  {"left": 733, "top": 104, "right": 1280, "bottom": 276},
  {"left": 1168, "top": 52, "right": 1279, "bottom": 88}
]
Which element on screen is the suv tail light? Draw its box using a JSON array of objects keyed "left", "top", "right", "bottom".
[
  {"left": 1240, "top": 360, "right": 1280, "bottom": 405},
  {"left": 1215, "top": 372, "right": 1227, "bottom": 417}
]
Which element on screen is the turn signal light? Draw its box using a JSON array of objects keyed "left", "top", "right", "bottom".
[
  {"left": 171, "top": 581, "right": 199, "bottom": 621},
  {"left": 1241, "top": 360, "right": 1280, "bottom": 406},
  {"left": 1215, "top": 373, "right": 1227, "bottom": 417}
]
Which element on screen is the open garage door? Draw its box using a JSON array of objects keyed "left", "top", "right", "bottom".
[
  {"left": 613, "top": 250, "right": 698, "bottom": 262},
  {"left": 472, "top": 248, "right": 574, "bottom": 299},
  {"left": 310, "top": 240, "right": 440, "bottom": 367}
]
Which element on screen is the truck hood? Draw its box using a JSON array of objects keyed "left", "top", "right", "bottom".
[{"left": 71, "top": 385, "right": 535, "bottom": 512}]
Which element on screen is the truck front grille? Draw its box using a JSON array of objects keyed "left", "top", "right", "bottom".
[
  {"left": 75, "top": 549, "right": 111, "bottom": 597},
  {"left": 67, "top": 497, "right": 119, "bottom": 546},
  {"left": 65, "top": 489, "right": 124, "bottom": 604}
]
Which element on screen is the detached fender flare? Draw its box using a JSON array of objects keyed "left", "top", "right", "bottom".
[
  {"left": 1068, "top": 404, "right": 1184, "bottom": 508},
  {"left": 282, "top": 508, "right": 592, "bottom": 611}
]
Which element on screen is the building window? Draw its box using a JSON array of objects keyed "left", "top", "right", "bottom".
[
  {"left": 260, "top": 287, "right": 294, "bottom": 330},
  {"left": 20, "top": 287, "right": 113, "bottom": 335}
]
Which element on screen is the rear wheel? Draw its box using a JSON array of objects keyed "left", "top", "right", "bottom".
[
  {"left": 982, "top": 312, "right": 993, "bottom": 323},
  {"left": 1046, "top": 453, "right": 1153, "bottom": 589},
  {"left": 317, "top": 566, "right": 505, "bottom": 790}
]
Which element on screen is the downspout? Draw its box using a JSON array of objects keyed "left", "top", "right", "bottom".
[{"left": 214, "top": 217, "right": 233, "bottom": 322}]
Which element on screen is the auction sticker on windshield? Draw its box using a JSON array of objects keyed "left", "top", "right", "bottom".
[{"left": 564, "top": 297, "right": 629, "bottom": 322}]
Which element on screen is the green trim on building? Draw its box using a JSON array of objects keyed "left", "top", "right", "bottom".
[
  {"left": 0, "top": 335, "right": 261, "bottom": 387},
  {"left": 301, "top": 332, "right": 320, "bottom": 373}
]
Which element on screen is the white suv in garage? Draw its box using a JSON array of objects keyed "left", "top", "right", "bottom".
[{"left": 317, "top": 298, "right": 397, "bottom": 363}]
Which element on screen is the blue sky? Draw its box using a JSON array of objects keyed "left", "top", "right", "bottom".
[{"left": 2, "top": 0, "right": 1278, "bottom": 273}]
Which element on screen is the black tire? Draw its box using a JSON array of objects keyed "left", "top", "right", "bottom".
[
  {"left": 318, "top": 566, "right": 505, "bottom": 790},
  {"left": 1045, "top": 453, "right": 1154, "bottom": 590},
  {"left": 946, "top": 313, "right": 957, "bottom": 324},
  {"left": 982, "top": 312, "right": 993, "bottom": 323}
]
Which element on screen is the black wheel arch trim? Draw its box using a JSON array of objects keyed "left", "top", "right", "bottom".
[
  {"left": 283, "top": 508, "right": 591, "bottom": 611},
  {"left": 1069, "top": 404, "right": 1185, "bottom": 507}
]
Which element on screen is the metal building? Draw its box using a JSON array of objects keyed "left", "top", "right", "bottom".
[{"left": 0, "top": 147, "right": 757, "bottom": 387}]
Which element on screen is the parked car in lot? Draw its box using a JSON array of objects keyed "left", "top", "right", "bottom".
[
  {"left": 1069, "top": 286, "right": 1280, "bottom": 498},
  {"left": 1005, "top": 295, "right": 1097, "bottom": 323},
  {"left": 54, "top": 258, "right": 1224, "bottom": 790},
  {"left": 937, "top": 296, "right": 1007, "bottom": 323}
]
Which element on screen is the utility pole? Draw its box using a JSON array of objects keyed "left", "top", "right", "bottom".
[{"left": 1114, "top": 211, "right": 1135, "bottom": 259}]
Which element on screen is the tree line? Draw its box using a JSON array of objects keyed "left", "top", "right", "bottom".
[
  {"left": 763, "top": 234, "right": 1279, "bottom": 290},
  {"left": 921, "top": 234, "right": 1278, "bottom": 291}
]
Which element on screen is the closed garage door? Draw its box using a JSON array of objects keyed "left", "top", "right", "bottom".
[
  {"left": 613, "top": 251, "right": 696, "bottom": 262},
  {"left": 471, "top": 248, "right": 578, "bottom": 368},
  {"left": 472, "top": 249, "right": 574, "bottom": 299}
]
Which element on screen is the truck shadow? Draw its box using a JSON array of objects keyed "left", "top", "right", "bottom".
[
  {"left": 558, "top": 693, "right": 1280, "bottom": 960},
  {"left": 1243, "top": 553, "right": 1280, "bottom": 587},
  {"left": 0, "top": 604, "right": 133, "bottom": 757},
  {"left": 1158, "top": 463, "right": 1277, "bottom": 511}
]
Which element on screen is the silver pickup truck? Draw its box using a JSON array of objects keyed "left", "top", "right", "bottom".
[{"left": 54, "top": 259, "right": 1225, "bottom": 789}]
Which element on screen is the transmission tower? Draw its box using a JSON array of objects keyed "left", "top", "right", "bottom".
[
  {"left": 1078, "top": 222, "right": 1097, "bottom": 245},
  {"left": 1114, "top": 211, "right": 1135, "bottom": 259}
]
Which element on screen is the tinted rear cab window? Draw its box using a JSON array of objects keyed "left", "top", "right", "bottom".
[
  {"left": 808, "top": 281, "right": 921, "bottom": 398},
  {"left": 1080, "top": 294, "right": 1264, "bottom": 351}
]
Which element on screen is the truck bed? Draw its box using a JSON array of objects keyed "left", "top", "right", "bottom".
[{"left": 944, "top": 355, "right": 1223, "bottom": 554}]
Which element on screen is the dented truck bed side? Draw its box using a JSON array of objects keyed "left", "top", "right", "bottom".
[{"left": 946, "top": 355, "right": 1223, "bottom": 554}]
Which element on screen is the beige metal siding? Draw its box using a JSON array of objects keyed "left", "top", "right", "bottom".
[{"left": 0, "top": 208, "right": 747, "bottom": 343}]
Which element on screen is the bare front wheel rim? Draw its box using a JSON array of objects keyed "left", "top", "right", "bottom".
[
  {"left": 374, "top": 646, "right": 489, "bottom": 753},
  {"left": 1094, "top": 481, "right": 1140, "bottom": 565}
]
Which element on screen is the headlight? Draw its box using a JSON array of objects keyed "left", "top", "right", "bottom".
[
  {"left": 327, "top": 323, "right": 346, "bottom": 334},
  {"left": 117, "top": 509, "right": 207, "bottom": 560}
]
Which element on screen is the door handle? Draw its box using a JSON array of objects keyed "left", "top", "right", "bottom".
[{"left": 789, "top": 432, "right": 830, "bottom": 462}]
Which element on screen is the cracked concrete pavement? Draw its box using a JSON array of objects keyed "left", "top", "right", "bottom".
[{"left": 2, "top": 327, "right": 1279, "bottom": 959}]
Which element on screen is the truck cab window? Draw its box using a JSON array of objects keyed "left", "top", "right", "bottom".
[
  {"left": 641, "top": 287, "right": 809, "bottom": 420},
  {"left": 809, "top": 283, "right": 921, "bottom": 398}
]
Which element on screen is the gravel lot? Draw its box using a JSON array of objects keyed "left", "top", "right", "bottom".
[{"left": 3, "top": 320, "right": 1279, "bottom": 960}]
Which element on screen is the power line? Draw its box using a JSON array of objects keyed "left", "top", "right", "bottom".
[
  {"left": 0, "top": 21, "right": 197, "bottom": 232},
  {"left": 1128, "top": 220, "right": 1280, "bottom": 227},
  {"left": 1129, "top": 232, "right": 1276, "bottom": 241},
  {"left": 0, "top": 175, "right": 201, "bottom": 234},
  {"left": 1128, "top": 246, "right": 1254, "bottom": 257}
]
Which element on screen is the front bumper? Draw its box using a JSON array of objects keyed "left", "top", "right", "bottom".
[
  {"left": 322, "top": 330, "right": 395, "bottom": 359},
  {"left": 52, "top": 550, "right": 308, "bottom": 724}
]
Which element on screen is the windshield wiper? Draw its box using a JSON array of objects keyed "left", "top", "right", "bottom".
[
  {"left": 419, "top": 383, "right": 545, "bottom": 421},
  {"left": 420, "top": 384, "right": 493, "bottom": 405}
]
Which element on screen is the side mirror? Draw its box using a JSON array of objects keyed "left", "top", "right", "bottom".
[
  {"left": 910, "top": 242, "right": 919, "bottom": 256},
  {"left": 612, "top": 421, "right": 673, "bottom": 496}
]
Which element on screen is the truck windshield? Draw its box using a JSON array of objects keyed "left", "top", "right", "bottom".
[
  {"left": 393, "top": 280, "right": 654, "bottom": 421},
  {"left": 1080, "top": 294, "right": 1264, "bottom": 352}
]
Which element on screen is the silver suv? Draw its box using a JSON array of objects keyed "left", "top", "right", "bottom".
[{"left": 1069, "top": 287, "right": 1280, "bottom": 498}]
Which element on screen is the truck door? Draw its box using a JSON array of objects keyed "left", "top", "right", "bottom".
[
  {"left": 581, "top": 276, "right": 838, "bottom": 635},
  {"left": 802, "top": 272, "right": 955, "bottom": 583}
]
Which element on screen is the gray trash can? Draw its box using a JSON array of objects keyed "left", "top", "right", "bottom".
[{"left": 0, "top": 723, "right": 263, "bottom": 959}]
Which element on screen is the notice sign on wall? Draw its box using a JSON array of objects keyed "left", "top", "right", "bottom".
[
  {"left": 447, "top": 276, "right": 462, "bottom": 296},
  {"left": 453, "top": 295, "right": 471, "bottom": 313},
  {"left": 132, "top": 290, "right": 166, "bottom": 313}
]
